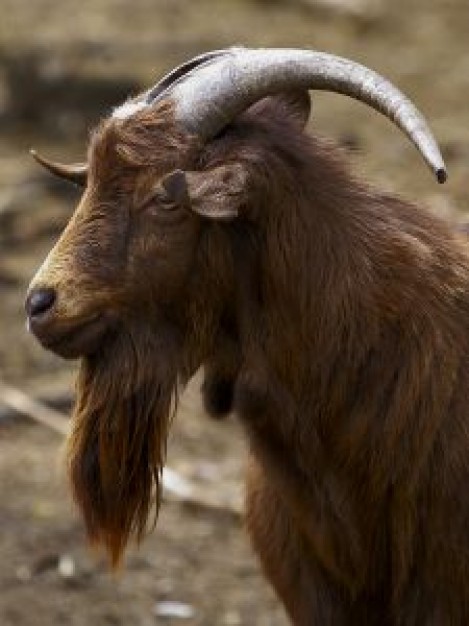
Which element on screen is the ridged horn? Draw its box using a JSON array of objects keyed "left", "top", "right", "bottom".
[
  {"left": 112, "top": 49, "right": 233, "bottom": 120},
  {"left": 146, "top": 48, "right": 234, "bottom": 103},
  {"left": 30, "top": 150, "right": 88, "bottom": 187},
  {"left": 169, "top": 47, "right": 446, "bottom": 183}
]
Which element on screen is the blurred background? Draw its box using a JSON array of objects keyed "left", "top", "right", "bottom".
[{"left": 0, "top": 0, "right": 467, "bottom": 624}]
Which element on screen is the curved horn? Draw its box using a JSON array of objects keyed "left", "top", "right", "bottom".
[
  {"left": 169, "top": 48, "right": 446, "bottom": 183},
  {"left": 112, "top": 49, "right": 233, "bottom": 120},
  {"left": 146, "top": 48, "right": 234, "bottom": 104},
  {"left": 30, "top": 150, "right": 88, "bottom": 187}
]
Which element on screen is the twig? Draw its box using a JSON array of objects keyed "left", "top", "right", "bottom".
[{"left": 0, "top": 381, "right": 70, "bottom": 436}]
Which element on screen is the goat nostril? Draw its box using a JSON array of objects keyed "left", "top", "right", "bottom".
[{"left": 26, "top": 288, "right": 57, "bottom": 318}]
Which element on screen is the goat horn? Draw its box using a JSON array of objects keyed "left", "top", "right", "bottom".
[
  {"left": 169, "top": 47, "right": 447, "bottom": 183},
  {"left": 30, "top": 150, "right": 88, "bottom": 186},
  {"left": 146, "top": 48, "right": 235, "bottom": 103},
  {"left": 113, "top": 49, "right": 233, "bottom": 120}
]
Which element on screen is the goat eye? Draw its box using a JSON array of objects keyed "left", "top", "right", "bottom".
[
  {"left": 143, "top": 190, "right": 178, "bottom": 214},
  {"left": 157, "top": 193, "right": 179, "bottom": 211}
]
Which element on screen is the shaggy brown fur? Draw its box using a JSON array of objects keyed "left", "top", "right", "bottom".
[
  {"left": 67, "top": 320, "right": 179, "bottom": 566},
  {"left": 28, "top": 93, "right": 469, "bottom": 624}
]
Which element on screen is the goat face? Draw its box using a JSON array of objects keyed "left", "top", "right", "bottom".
[
  {"left": 25, "top": 105, "right": 251, "bottom": 565},
  {"left": 25, "top": 108, "right": 246, "bottom": 360}
]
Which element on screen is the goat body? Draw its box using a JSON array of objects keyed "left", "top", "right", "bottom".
[
  {"left": 200, "top": 100, "right": 469, "bottom": 624},
  {"left": 27, "top": 93, "right": 469, "bottom": 625}
]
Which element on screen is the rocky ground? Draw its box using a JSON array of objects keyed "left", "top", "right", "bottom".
[{"left": 0, "top": 0, "right": 467, "bottom": 624}]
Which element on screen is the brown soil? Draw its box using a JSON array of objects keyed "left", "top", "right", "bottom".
[{"left": 0, "top": 0, "right": 467, "bottom": 624}]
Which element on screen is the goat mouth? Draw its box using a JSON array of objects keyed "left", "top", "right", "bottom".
[{"left": 38, "top": 315, "right": 113, "bottom": 359}]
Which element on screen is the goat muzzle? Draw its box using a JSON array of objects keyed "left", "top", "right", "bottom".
[{"left": 26, "top": 305, "right": 113, "bottom": 359}]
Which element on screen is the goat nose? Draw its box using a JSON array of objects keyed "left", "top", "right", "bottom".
[{"left": 25, "top": 287, "right": 57, "bottom": 318}]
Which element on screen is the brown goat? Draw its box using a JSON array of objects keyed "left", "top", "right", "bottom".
[{"left": 26, "top": 49, "right": 469, "bottom": 624}]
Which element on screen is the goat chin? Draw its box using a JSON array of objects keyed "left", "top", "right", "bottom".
[{"left": 65, "top": 320, "right": 179, "bottom": 567}]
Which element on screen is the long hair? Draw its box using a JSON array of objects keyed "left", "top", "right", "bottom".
[{"left": 66, "top": 318, "right": 179, "bottom": 566}]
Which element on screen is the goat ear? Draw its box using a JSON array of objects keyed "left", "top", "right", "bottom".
[
  {"left": 184, "top": 164, "right": 247, "bottom": 221},
  {"left": 248, "top": 90, "right": 311, "bottom": 130}
]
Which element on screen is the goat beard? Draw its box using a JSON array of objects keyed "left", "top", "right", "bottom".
[{"left": 65, "top": 319, "right": 179, "bottom": 567}]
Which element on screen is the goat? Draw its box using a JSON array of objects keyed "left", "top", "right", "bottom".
[{"left": 26, "top": 47, "right": 469, "bottom": 625}]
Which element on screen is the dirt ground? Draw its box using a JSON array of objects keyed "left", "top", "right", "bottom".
[{"left": 0, "top": 0, "right": 468, "bottom": 624}]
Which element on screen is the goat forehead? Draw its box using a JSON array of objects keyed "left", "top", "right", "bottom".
[
  {"left": 84, "top": 148, "right": 139, "bottom": 200},
  {"left": 87, "top": 127, "right": 127, "bottom": 178},
  {"left": 87, "top": 132, "right": 176, "bottom": 188},
  {"left": 91, "top": 103, "right": 197, "bottom": 169}
]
